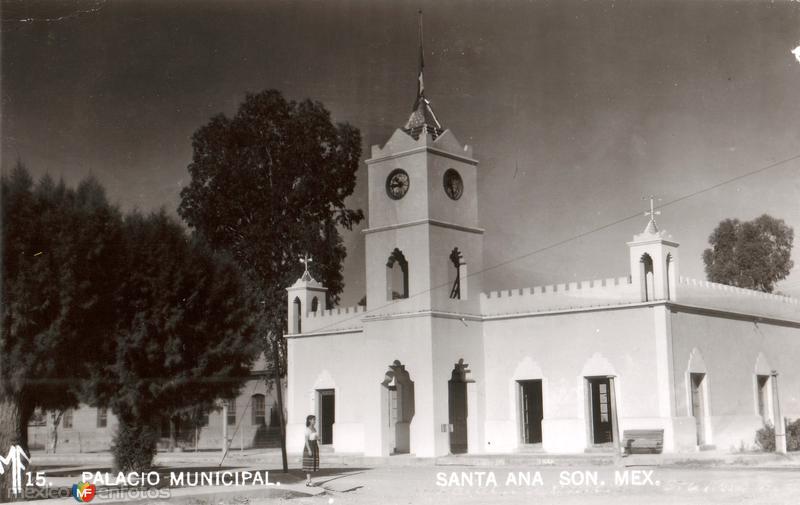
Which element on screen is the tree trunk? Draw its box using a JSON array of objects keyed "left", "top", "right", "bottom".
[
  {"left": 18, "top": 400, "right": 34, "bottom": 456},
  {"left": 169, "top": 416, "right": 177, "bottom": 452},
  {"left": 272, "top": 344, "right": 288, "bottom": 473},
  {"left": 48, "top": 411, "right": 64, "bottom": 454},
  {"left": 0, "top": 392, "right": 24, "bottom": 503}
]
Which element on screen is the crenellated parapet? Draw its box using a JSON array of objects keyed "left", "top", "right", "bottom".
[
  {"left": 676, "top": 277, "right": 800, "bottom": 322},
  {"left": 480, "top": 276, "right": 639, "bottom": 316},
  {"left": 301, "top": 304, "right": 367, "bottom": 334}
]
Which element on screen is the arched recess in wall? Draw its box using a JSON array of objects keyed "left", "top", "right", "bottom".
[
  {"left": 686, "top": 348, "right": 708, "bottom": 374},
  {"left": 580, "top": 352, "right": 618, "bottom": 378},
  {"left": 640, "top": 253, "right": 655, "bottom": 301},
  {"left": 381, "top": 360, "right": 415, "bottom": 454},
  {"left": 292, "top": 297, "right": 302, "bottom": 333},
  {"left": 448, "top": 247, "right": 467, "bottom": 300},
  {"left": 310, "top": 296, "right": 319, "bottom": 313},
  {"left": 386, "top": 248, "right": 409, "bottom": 300},
  {"left": 312, "top": 369, "right": 336, "bottom": 394}
]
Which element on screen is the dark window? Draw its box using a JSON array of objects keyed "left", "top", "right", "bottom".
[
  {"left": 63, "top": 409, "right": 73, "bottom": 429},
  {"left": 96, "top": 407, "right": 108, "bottom": 428},
  {"left": 225, "top": 399, "right": 236, "bottom": 426},
  {"left": 252, "top": 394, "right": 266, "bottom": 425}
]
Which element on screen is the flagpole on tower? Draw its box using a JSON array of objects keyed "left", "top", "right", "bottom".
[
  {"left": 414, "top": 9, "right": 425, "bottom": 110},
  {"left": 404, "top": 9, "right": 442, "bottom": 138},
  {"left": 419, "top": 9, "right": 424, "bottom": 60}
]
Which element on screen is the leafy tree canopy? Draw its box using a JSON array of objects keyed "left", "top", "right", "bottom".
[
  {"left": 702, "top": 214, "right": 794, "bottom": 293},
  {"left": 2, "top": 162, "right": 262, "bottom": 476},
  {"left": 178, "top": 89, "right": 364, "bottom": 363},
  {"left": 1, "top": 163, "right": 123, "bottom": 446},
  {"left": 88, "top": 210, "right": 261, "bottom": 417},
  {"left": 86, "top": 210, "right": 261, "bottom": 470}
]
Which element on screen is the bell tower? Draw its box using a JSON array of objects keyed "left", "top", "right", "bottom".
[
  {"left": 627, "top": 198, "right": 679, "bottom": 301},
  {"left": 360, "top": 15, "right": 486, "bottom": 459},
  {"left": 363, "top": 27, "right": 483, "bottom": 316}
]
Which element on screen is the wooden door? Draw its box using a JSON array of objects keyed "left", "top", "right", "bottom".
[
  {"left": 589, "top": 378, "right": 613, "bottom": 444},
  {"left": 519, "top": 380, "right": 543, "bottom": 444},
  {"left": 690, "top": 373, "right": 705, "bottom": 445},
  {"left": 448, "top": 381, "right": 468, "bottom": 454},
  {"left": 319, "top": 390, "right": 335, "bottom": 445}
]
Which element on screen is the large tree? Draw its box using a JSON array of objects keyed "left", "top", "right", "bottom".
[
  {"left": 1, "top": 164, "right": 123, "bottom": 499},
  {"left": 86, "top": 210, "right": 261, "bottom": 472},
  {"left": 178, "top": 89, "right": 363, "bottom": 471},
  {"left": 703, "top": 214, "right": 794, "bottom": 293}
]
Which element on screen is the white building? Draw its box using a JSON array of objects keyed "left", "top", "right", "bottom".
[{"left": 285, "top": 81, "right": 800, "bottom": 457}]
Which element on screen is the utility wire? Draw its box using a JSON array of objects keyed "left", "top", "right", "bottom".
[{"left": 304, "top": 151, "right": 800, "bottom": 334}]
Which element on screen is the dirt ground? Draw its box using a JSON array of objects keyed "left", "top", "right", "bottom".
[
  {"left": 63, "top": 465, "right": 799, "bottom": 505},
  {"left": 22, "top": 451, "right": 800, "bottom": 505},
  {"left": 266, "top": 465, "right": 800, "bottom": 505}
]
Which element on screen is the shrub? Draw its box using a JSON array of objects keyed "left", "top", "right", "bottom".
[
  {"left": 756, "top": 423, "right": 775, "bottom": 452},
  {"left": 112, "top": 422, "right": 159, "bottom": 472},
  {"left": 755, "top": 419, "right": 800, "bottom": 452},
  {"left": 787, "top": 418, "right": 800, "bottom": 451}
]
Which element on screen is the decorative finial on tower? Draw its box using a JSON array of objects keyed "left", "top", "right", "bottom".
[
  {"left": 299, "top": 253, "right": 314, "bottom": 281},
  {"left": 403, "top": 9, "right": 443, "bottom": 140},
  {"left": 642, "top": 195, "right": 661, "bottom": 234}
]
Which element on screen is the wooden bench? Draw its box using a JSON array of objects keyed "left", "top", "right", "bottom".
[{"left": 622, "top": 429, "right": 664, "bottom": 455}]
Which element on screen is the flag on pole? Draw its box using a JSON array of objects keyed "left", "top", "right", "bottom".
[
  {"left": 413, "top": 10, "right": 425, "bottom": 110},
  {"left": 403, "top": 9, "right": 443, "bottom": 139}
]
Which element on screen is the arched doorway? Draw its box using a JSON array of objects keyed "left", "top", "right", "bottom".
[
  {"left": 448, "top": 359, "right": 472, "bottom": 454},
  {"left": 381, "top": 361, "right": 415, "bottom": 454}
]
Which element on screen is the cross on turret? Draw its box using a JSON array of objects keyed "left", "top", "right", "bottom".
[
  {"left": 299, "top": 254, "right": 313, "bottom": 280},
  {"left": 642, "top": 195, "right": 661, "bottom": 233},
  {"left": 644, "top": 195, "right": 661, "bottom": 222}
]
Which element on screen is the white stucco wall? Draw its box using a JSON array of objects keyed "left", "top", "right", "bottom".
[
  {"left": 482, "top": 306, "right": 665, "bottom": 454},
  {"left": 669, "top": 308, "right": 800, "bottom": 452}
]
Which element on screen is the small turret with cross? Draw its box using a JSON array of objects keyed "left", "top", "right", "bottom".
[
  {"left": 642, "top": 195, "right": 661, "bottom": 234},
  {"left": 299, "top": 253, "right": 314, "bottom": 282},
  {"left": 627, "top": 195, "right": 680, "bottom": 302},
  {"left": 286, "top": 252, "right": 327, "bottom": 334}
]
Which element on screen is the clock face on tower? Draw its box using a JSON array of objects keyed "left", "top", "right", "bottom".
[
  {"left": 386, "top": 169, "right": 410, "bottom": 200},
  {"left": 443, "top": 169, "right": 463, "bottom": 200}
]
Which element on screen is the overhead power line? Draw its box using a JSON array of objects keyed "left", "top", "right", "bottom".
[{"left": 307, "top": 151, "right": 800, "bottom": 334}]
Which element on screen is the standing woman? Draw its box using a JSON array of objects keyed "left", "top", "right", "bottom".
[{"left": 303, "top": 415, "right": 319, "bottom": 486}]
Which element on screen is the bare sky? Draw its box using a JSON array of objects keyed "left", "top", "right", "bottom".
[{"left": 3, "top": 0, "right": 800, "bottom": 303}]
